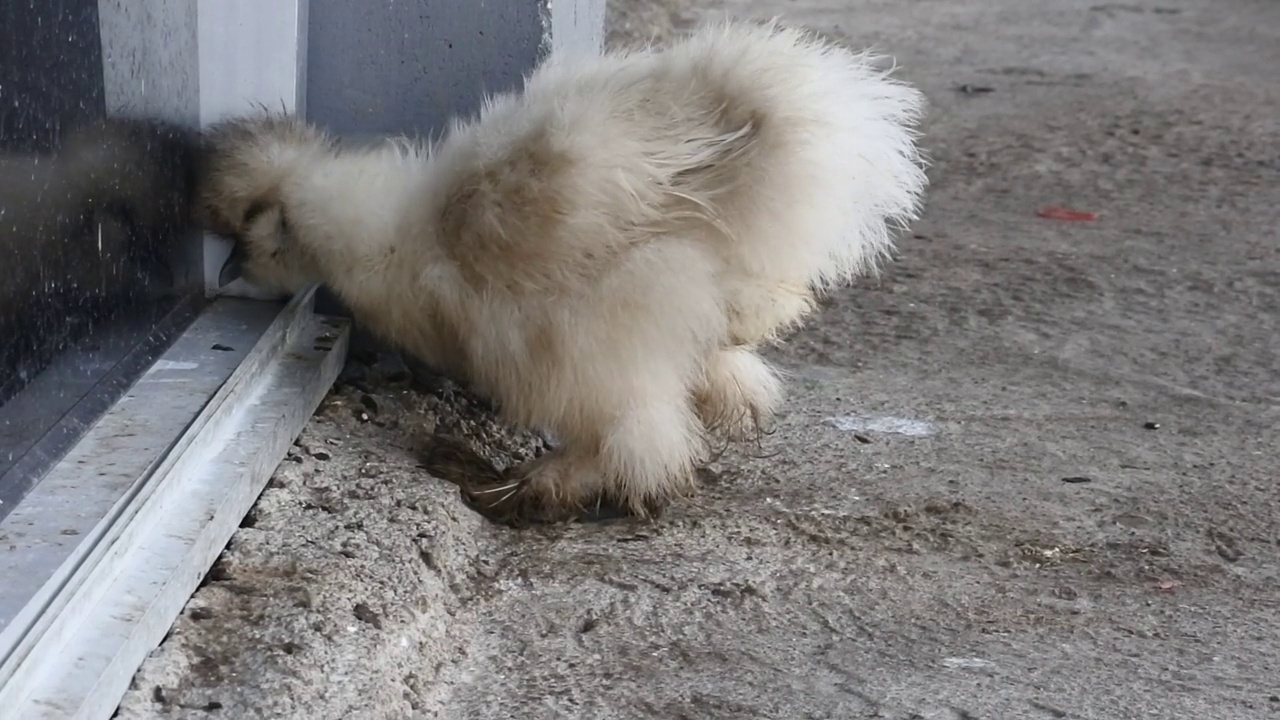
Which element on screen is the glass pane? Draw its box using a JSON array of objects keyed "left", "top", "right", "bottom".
[{"left": 0, "top": 0, "right": 203, "bottom": 518}]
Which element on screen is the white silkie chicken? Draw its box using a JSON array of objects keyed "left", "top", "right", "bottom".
[{"left": 195, "top": 20, "right": 928, "bottom": 524}]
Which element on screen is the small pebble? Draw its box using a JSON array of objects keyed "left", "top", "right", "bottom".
[
  {"left": 1061, "top": 476, "right": 1093, "bottom": 484},
  {"left": 312, "top": 450, "right": 332, "bottom": 461},
  {"left": 1143, "top": 421, "right": 1160, "bottom": 430},
  {"left": 1053, "top": 585, "right": 1079, "bottom": 600},
  {"left": 211, "top": 343, "right": 235, "bottom": 352},
  {"left": 353, "top": 602, "right": 383, "bottom": 629}
]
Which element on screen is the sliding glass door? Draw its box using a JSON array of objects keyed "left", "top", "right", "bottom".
[{"left": 0, "top": 0, "right": 204, "bottom": 516}]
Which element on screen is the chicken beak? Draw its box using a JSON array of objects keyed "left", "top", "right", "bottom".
[{"left": 218, "top": 242, "right": 246, "bottom": 287}]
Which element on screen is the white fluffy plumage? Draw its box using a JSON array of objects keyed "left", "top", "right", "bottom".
[{"left": 196, "top": 20, "right": 928, "bottom": 523}]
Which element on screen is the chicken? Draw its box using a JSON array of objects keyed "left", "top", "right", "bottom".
[{"left": 194, "top": 20, "right": 928, "bottom": 524}]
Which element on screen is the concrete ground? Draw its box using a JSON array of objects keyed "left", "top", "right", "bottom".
[{"left": 119, "top": 0, "right": 1280, "bottom": 718}]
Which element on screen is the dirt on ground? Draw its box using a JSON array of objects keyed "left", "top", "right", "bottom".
[{"left": 119, "top": 0, "right": 1280, "bottom": 718}]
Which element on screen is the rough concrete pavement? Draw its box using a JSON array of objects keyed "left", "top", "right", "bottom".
[{"left": 119, "top": 0, "right": 1280, "bottom": 718}]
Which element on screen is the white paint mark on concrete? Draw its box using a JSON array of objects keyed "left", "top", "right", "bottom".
[
  {"left": 764, "top": 497, "right": 863, "bottom": 515},
  {"left": 150, "top": 361, "right": 200, "bottom": 372},
  {"left": 941, "top": 657, "right": 994, "bottom": 670},
  {"left": 825, "top": 414, "right": 938, "bottom": 437}
]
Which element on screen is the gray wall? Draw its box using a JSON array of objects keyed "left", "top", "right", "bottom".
[
  {"left": 302, "top": 0, "right": 605, "bottom": 325},
  {"left": 307, "top": 0, "right": 585, "bottom": 140}
]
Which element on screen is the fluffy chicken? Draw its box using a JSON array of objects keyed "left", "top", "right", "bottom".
[{"left": 195, "top": 21, "right": 928, "bottom": 523}]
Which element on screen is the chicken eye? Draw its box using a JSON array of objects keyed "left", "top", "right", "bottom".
[{"left": 242, "top": 200, "right": 271, "bottom": 225}]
